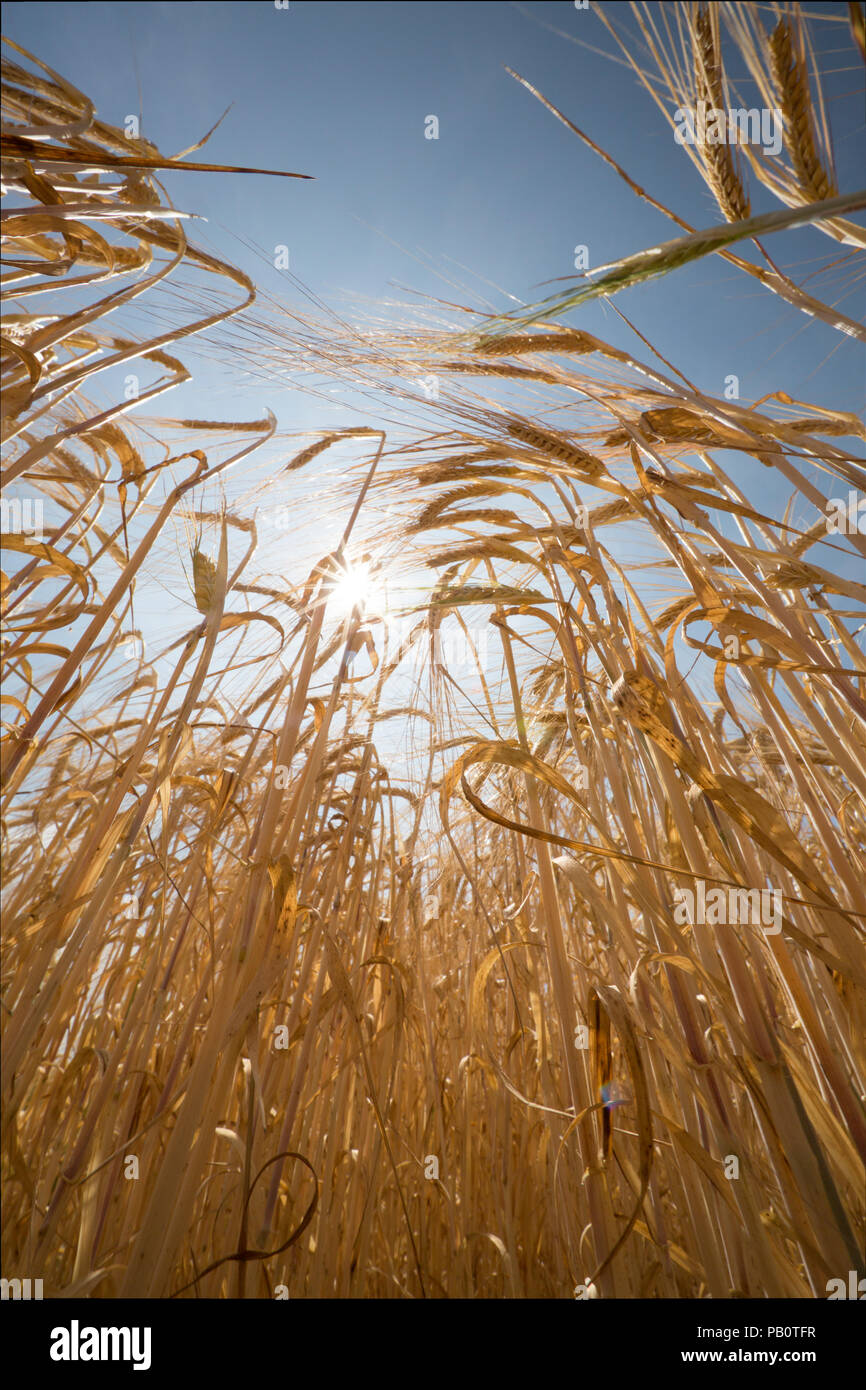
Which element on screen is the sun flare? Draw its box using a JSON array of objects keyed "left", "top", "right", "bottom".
[{"left": 329, "top": 560, "right": 379, "bottom": 618}]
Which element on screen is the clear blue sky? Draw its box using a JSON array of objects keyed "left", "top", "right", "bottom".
[
  {"left": 4, "top": 2, "right": 864, "bottom": 757},
  {"left": 5, "top": 0, "right": 863, "bottom": 414}
]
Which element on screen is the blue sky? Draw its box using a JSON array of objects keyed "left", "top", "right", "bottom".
[
  {"left": 6, "top": 0, "right": 864, "bottom": 413},
  {"left": 4, "top": 2, "right": 864, "bottom": 772}
]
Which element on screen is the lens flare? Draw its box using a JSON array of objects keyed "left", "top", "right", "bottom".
[{"left": 330, "top": 561, "right": 371, "bottom": 615}]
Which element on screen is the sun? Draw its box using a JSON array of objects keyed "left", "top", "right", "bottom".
[{"left": 328, "top": 559, "right": 380, "bottom": 618}]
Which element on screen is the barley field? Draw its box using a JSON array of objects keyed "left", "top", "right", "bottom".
[{"left": 2, "top": 2, "right": 865, "bottom": 1309}]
